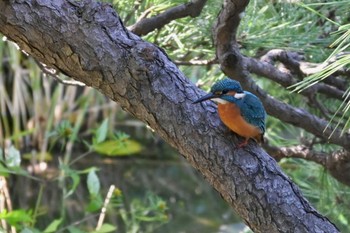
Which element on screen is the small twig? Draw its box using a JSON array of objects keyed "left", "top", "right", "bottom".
[
  {"left": 68, "top": 149, "right": 93, "bottom": 166},
  {"left": 136, "top": 5, "right": 158, "bottom": 22},
  {"left": 123, "top": 0, "right": 144, "bottom": 24},
  {"left": 0, "top": 177, "right": 16, "bottom": 233},
  {"left": 96, "top": 185, "right": 115, "bottom": 230},
  {"left": 307, "top": 95, "right": 331, "bottom": 120},
  {"left": 174, "top": 58, "right": 218, "bottom": 66},
  {"left": 0, "top": 177, "right": 7, "bottom": 231},
  {"left": 35, "top": 60, "right": 85, "bottom": 86},
  {"left": 56, "top": 213, "right": 100, "bottom": 233}
]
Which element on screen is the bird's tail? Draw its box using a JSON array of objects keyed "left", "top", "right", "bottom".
[{"left": 254, "top": 134, "right": 264, "bottom": 144}]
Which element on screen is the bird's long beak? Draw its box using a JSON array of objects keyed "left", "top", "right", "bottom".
[{"left": 192, "top": 93, "right": 217, "bottom": 104}]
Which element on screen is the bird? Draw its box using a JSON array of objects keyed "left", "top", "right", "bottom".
[{"left": 193, "top": 78, "right": 266, "bottom": 147}]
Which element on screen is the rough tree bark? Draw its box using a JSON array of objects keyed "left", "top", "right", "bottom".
[{"left": 0, "top": 0, "right": 339, "bottom": 232}]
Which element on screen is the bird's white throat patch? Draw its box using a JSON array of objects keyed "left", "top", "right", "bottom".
[
  {"left": 212, "top": 93, "right": 246, "bottom": 104},
  {"left": 211, "top": 98, "right": 229, "bottom": 104},
  {"left": 234, "top": 93, "right": 246, "bottom": 99}
]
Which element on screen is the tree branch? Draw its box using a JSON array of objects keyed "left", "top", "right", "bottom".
[
  {"left": 128, "top": 0, "right": 207, "bottom": 36},
  {"left": 247, "top": 49, "right": 345, "bottom": 100},
  {"left": 265, "top": 143, "right": 350, "bottom": 187},
  {"left": 260, "top": 49, "right": 345, "bottom": 100},
  {"left": 265, "top": 144, "right": 328, "bottom": 167},
  {"left": 0, "top": 0, "right": 339, "bottom": 232}
]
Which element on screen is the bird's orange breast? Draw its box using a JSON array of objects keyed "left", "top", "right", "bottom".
[{"left": 217, "top": 103, "right": 261, "bottom": 140}]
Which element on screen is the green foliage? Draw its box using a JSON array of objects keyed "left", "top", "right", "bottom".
[
  {"left": 292, "top": 23, "right": 350, "bottom": 136},
  {"left": 0, "top": 112, "right": 163, "bottom": 232},
  {"left": 0, "top": 142, "right": 168, "bottom": 232},
  {"left": 1, "top": 145, "right": 21, "bottom": 167},
  {"left": 93, "top": 139, "right": 142, "bottom": 156},
  {"left": 281, "top": 158, "right": 350, "bottom": 232},
  {"left": 93, "top": 119, "right": 109, "bottom": 145},
  {"left": 91, "top": 223, "right": 117, "bottom": 233},
  {"left": 0, "top": 146, "right": 36, "bottom": 179},
  {"left": 0, "top": 209, "right": 33, "bottom": 228},
  {"left": 43, "top": 219, "right": 63, "bottom": 233},
  {"left": 87, "top": 170, "right": 101, "bottom": 196},
  {"left": 239, "top": 0, "right": 338, "bottom": 60},
  {"left": 91, "top": 119, "right": 142, "bottom": 156},
  {"left": 118, "top": 192, "right": 169, "bottom": 233}
]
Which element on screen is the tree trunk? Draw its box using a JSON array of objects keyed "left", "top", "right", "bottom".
[{"left": 0, "top": 0, "right": 339, "bottom": 232}]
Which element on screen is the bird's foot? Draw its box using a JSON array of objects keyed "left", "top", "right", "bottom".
[{"left": 237, "top": 139, "right": 249, "bottom": 148}]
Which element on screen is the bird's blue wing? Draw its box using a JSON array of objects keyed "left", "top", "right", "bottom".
[{"left": 237, "top": 91, "right": 266, "bottom": 134}]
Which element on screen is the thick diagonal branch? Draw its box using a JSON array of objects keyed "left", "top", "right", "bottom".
[{"left": 0, "top": 0, "right": 338, "bottom": 232}]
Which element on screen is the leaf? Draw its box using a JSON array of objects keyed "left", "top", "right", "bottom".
[
  {"left": 87, "top": 170, "right": 100, "bottom": 196},
  {"left": 61, "top": 166, "right": 81, "bottom": 198},
  {"left": 22, "top": 152, "right": 53, "bottom": 161},
  {"left": 0, "top": 209, "right": 32, "bottom": 226},
  {"left": 94, "top": 119, "right": 109, "bottom": 144},
  {"left": 20, "top": 228, "right": 41, "bottom": 233},
  {"left": 67, "top": 226, "right": 86, "bottom": 233},
  {"left": 93, "top": 139, "right": 142, "bottom": 156},
  {"left": 66, "top": 171, "right": 80, "bottom": 198},
  {"left": 86, "top": 193, "right": 103, "bottom": 212},
  {"left": 20, "top": 228, "right": 33, "bottom": 233},
  {"left": 43, "top": 218, "right": 63, "bottom": 233},
  {"left": 92, "top": 224, "right": 117, "bottom": 233},
  {"left": 6, "top": 145, "right": 21, "bottom": 167}
]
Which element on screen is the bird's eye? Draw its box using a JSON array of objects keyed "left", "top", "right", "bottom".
[{"left": 222, "top": 89, "right": 229, "bottom": 94}]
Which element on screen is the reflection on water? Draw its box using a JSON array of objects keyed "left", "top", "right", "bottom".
[{"left": 10, "top": 143, "right": 246, "bottom": 232}]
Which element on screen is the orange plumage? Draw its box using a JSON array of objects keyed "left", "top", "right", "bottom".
[{"left": 218, "top": 103, "right": 262, "bottom": 146}]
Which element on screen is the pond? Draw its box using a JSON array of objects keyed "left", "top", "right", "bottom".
[{"left": 9, "top": 125, "right": 247, "bottom": 232}]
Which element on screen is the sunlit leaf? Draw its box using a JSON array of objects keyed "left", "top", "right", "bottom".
[
  {"left": 20, "top": 228, "right": 41, "bottom": 233},
  {"left": 94, "top": 119, "right": 109, "bottom": 144},
  {"left": 86, "top": 193, "right": 103, "bottom": 212},
  {"left": 0, "top": 209, "right": 33, "bottom": 226},
  {"left": 6, "top": 145, "right": 21, "bottom": 167},
  {"left": 92, "top": 224, "right": 117, "bottom": 233},
  {"left": 93, "top": 139, "right": 142, "bottom": 156},
  {"left": 338, "top": 213, "right": 348, "bottom": 225},
  {"left": 67, "top": 226, "right": 86, "bottom": 233},
  {"left": 87, "top": 170, "right": 100, "bottom": 196},
  {"left": 43, "top": 218, "right": 63, "bottom": 233},
  {"left": 22, "top": 152, "right": 53, "bottom": 161}
]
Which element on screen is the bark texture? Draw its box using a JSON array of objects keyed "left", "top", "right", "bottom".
[{"left": 0, "top": 0, "right": 339, "bottom": 232}]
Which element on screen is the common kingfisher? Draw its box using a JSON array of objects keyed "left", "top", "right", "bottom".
[{"left": 193, "top": 78, "right": 266, "bottom": 147}]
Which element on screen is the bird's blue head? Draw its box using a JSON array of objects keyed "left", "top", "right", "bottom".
[
  {"left": 193, "top": 78, "right": 244, "bottom": 104},
  {"left": 210, "top": 78, "right": 243, "bottom": 95}
]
